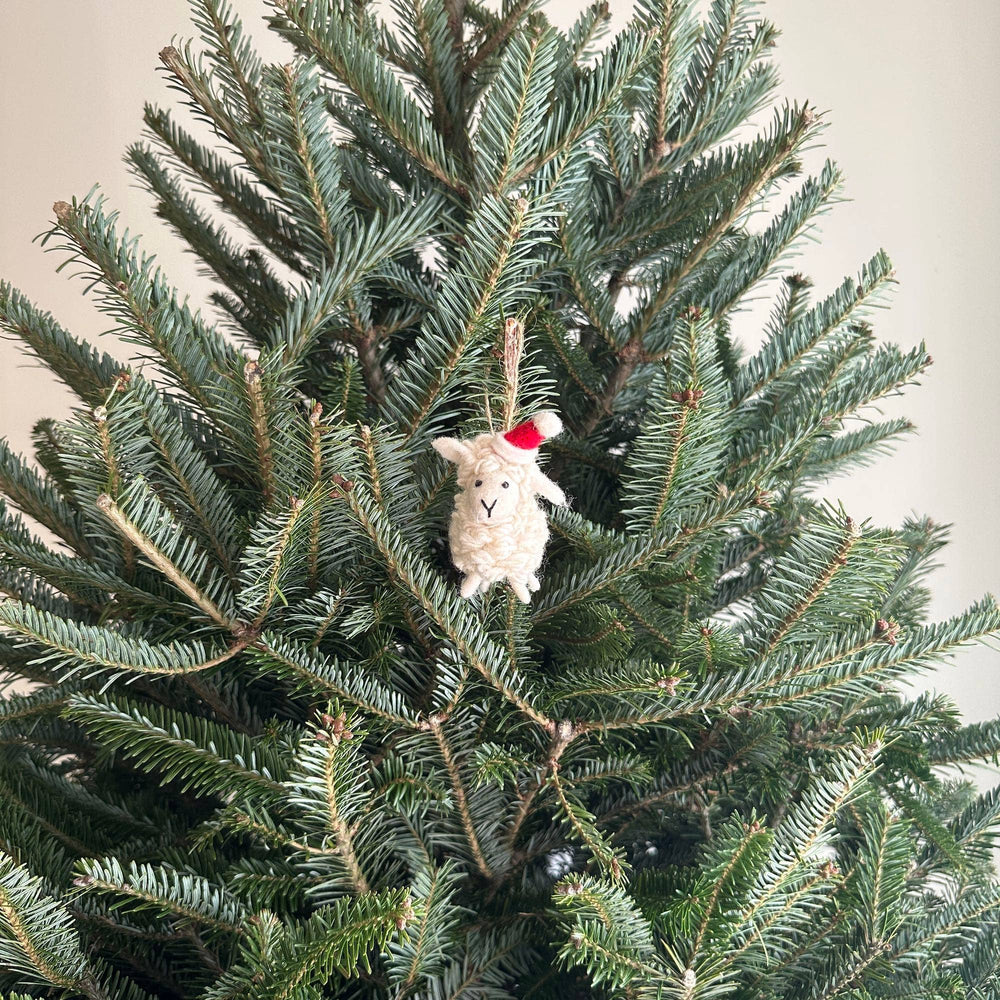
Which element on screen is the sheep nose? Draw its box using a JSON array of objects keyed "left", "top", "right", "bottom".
[{"left": 481, "top": 498, "right": 497, "bottom": 518}]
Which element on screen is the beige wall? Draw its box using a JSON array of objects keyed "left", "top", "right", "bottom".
[{"left": 2, "top": 1, "right": 998, "bottom": 727}]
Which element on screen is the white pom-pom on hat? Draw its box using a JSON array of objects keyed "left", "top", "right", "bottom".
[{"left": 529, "top": 411, "right": 563, "bottom": 439}]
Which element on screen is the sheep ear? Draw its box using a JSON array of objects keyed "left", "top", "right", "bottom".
[
  {"left": 432, "top": 437, "right": 473, "bottom": 465},
  {"left": 533, "top": 471, "right": 568, "bottom": 507}
]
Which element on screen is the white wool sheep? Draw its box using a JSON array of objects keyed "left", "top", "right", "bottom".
[{"left": 432, "top": 412, "right": 567, "bottom": 603}]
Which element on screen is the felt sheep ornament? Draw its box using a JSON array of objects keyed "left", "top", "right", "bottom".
[{"left": 432, "top": 412, "right": 567, "bottom": 603}]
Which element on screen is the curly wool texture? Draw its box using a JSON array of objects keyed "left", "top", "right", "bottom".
[
  {"left": 433, "top": 416, "right": 567, "bottom": 603},
  {"left": 447, "top": 452, "right": 549, "bottom": 598}
]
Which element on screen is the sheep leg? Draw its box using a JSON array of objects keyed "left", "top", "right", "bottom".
[
  {"left": 527, "top": 574, "right": 540, "bottom": 592},
  {"left": 509, "top": 578, "right": 531, "bottom": 603},
  {"left": 478, "top": 578, "right": 491, "bottom": 593},
  {"left": 460, "top": 573, "right": 483, "bottom": 599}
]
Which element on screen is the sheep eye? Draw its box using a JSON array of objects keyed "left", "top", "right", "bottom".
[
  {"left": 501, "top": 481, "right": 509, "bottom": 489},
  {"left": 474, "top": 479, "right": 483, "bottom": 487}
]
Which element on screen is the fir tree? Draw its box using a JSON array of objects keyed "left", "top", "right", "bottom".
[{"left": 1, "top": 1, "right": 999, "bottom": 998}]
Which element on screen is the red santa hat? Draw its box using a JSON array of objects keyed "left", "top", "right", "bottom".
[{"left": 491, "top": 411, "right": 563, "bottom": 464}]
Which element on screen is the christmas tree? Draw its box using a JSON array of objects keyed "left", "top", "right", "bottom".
[{"left": 2, "top": 1, "right": 999, "bottom": 997}]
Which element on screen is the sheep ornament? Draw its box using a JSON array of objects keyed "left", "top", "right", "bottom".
[{"left": 432, "top": 412, "right": 567, "bottom": 603}]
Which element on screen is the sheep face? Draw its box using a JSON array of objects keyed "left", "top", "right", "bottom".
[{"left": 455, "top": 455, "right": 525, "bottom": 526}]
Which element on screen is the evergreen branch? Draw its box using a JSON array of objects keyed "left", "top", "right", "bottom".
[
  {"left": 264, "top": 62, "right": 346, "bottom": 264},
  {"left": 539, "top": 315, "right": 603, "bottom": 400},
  {"left": 0, "top": 504, "right": 153, "bottom": 614},
  {"left": 474, "top": 23, "right": 560, "bottom": 191},
  {"left": 385, "top": 860, "right": 462, "bottom": 994},
  {"left": 649, "top": 0, "right": 681, "bottom": 152},
  {"left": 688, "top": 816, "right": 771, "bottom": 962},
  {"left": 808, "top": 942, "right": 887, "bottom": 1000},
  {"left": 131, "top": 380, "right": 241, "bottom": 580},
  {"left": 941, "top": 785, "right": 1000, "bottom": 864},
  {"left": 0, "top": 601, "right": 247, "bottom": 681},
  {"left": 158, "top": 44, "right": 278, "bottom": 190},
  {"left": 429, "top": 716, "right": 494, "bottom": 879},
  {"left": 356, "top": 426, "right": 440, "bottom": 660},
  {"left": 269, "top": 199, "right": 439, "bottom": 363},
  {"left": 270, "top": 0, "right": 468, "bottom": 195},
  {"left": 307, "top": 405, "right": 325, "bottom": 589},
  {"left": 190, "top": 0, "right": 265, "bottom": 125},
  {"left": 48, "top": 196, "right": 234, "bottom": 419},
  {"left": 0, "top": 778, "right": 93, "bottom": 858},
  {"left": 746, "top": 600, "right": 1000, "bottom": 712},
  {"left": 64, "top": 694, "right": 288, "bottom": 799},
  {"left": 763, "top": 517, "right": 858, "bottom": 653},
  {"left": 551, "top": 771, "right": 625, "bottom": 879},
  {"left": 503, "top": 718, "right": 579, "bottom": 858},
  {"left": 466, "top": 0, "right": 536, "bottom": 74},
  {"left": 927, "top": 717, "right": 1000, "bottom": 766},
  {"left": 128, "top": 144, "right": 290, "bottom": 342},
  {"left": 389, "top": 195, "right": 534, "bottom": 443},
  {"left": 853, "top": 800, "right": 912, "bottom": 945},
  {"left": 0, "top": 282, "right": 122, "bottom": 408},
  {"left": 740, "top": 742, "right": 878, "bottom": 926},
  {"left": 888, "top": 884, "right": 1000, "bottom": 962},
  {"left": 534, "top": 490, "right": 757, "bottom": 621},
  {"left": 716, "top": 867, "right": 834, "bottom": 975},
  {"left": 74, "top": 857, "right": 246, "bottom": 936},
  {"left": 287, "top": 720, "right": 372, "bottom": 894},
  {"left": 555, "top": 875, "right": 660, "bottom": 988},
  {"left": 405, "top": 0, "right": 462, "bottom": 145},
  {"left": 204, "top": 892, "right": 413, "bottom": 998},
  {"left": 797, "top": 418, "right": 915, "bottom": 484},
  {"left": 707, "top": 160, "right": 843, "bottom": 320},
  {"left": 346, "top": 485, "right": 552, "bottom": 728},
  {"left": 0, "top": 686, "right": 69, "bottom": 734},
  {"left": 142, "top": 105, "right": 305, "bottom": 272},
  {"left": 253, "top": 636, "right": 419, "bottom": 728},
  {"left": 620, "top": 317, "right": 728, "bottom": 531},
  {"left": 580, "top": 103, "right": 816, "bottom": 434},
  {"left": 243, "top": 360, "right": 277, "bottom": 508},
  {"left": 95, "top": 493, "right": 234, "bottom": 629},
  {"left": 735, "top": 250, "right": 895, "bottom": 402},
  {"left": 507, "top": 31, "right": 652, "bottom": 186},
  {"left": 558, "top": 219, "right": 624, "bottom": 350},
  {"left": 247, "top": 497, "right": 307, "bottom": 626},
  {"left": 0, "top": 853, "right": 107, "bottom": 999}
]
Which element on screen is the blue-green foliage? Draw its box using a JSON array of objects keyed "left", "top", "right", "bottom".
[{"left": 0, "top": 1, "right": 997, "bottom": 998}]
